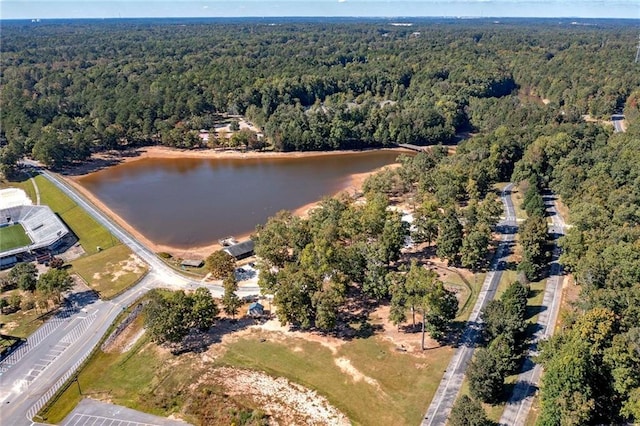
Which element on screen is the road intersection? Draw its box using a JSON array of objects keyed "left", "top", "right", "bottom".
[{"left": 1, "top": 164, "right": 261, "bottom": 425}]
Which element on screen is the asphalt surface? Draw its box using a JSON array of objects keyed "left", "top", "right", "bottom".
[
  {"left": 60, "top": 398, "right": 190, "bottom": 426},
  {"left": 422, "top": 183, "right": 517, "bottom": 426},
  {"left": 498, "top": 194, "right": 566, "bottom": 426},
  {"left": 1, "top": 163, "right": 261, "bottom": 425},
  {"left": 612, "top": 114, "right": 625, "bottom": 133}
]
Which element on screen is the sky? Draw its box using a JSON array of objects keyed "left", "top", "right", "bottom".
[{"left": 1, "top": 0, "right": 638, "bottom": 20}]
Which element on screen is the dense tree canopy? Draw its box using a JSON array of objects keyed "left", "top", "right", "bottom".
[{"left": 1, "top": 19, "right": 638, "bottom": 171}]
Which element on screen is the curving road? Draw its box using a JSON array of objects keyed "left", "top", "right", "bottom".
[
  {"left": 1, "top": 162, "right": 261, "bottom": 425},
  {"left": 498, "top": 193, "right": 566, "bottom": 426},
  {"left": 422, "top": 183, "right": 517, "bottom": 426}
]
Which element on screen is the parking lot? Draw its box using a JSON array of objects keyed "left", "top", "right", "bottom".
[{"left": 60, "top": 399, "right": 190, "bottom": 426}]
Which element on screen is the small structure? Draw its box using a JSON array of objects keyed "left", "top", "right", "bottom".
[
  {"left": 247, "top": 302, "right": 264, "bottom": 318},
  {"left": 218, "top": 236, "right": 238, "bottom": 247},
  {"left": 181, "top": 259, "right": 204, "bottom": 268},
  {"left": 223, "top": 240, "right": 255, "bottom": 260}
]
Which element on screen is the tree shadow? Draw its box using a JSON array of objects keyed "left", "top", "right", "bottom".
[
  {"left": 62, "top": 289, "right": 100, "bottom": 316},
  {"left": 174, "top": 316, "right": 258, "bottom": 355},
  {"left": 524, "top": 304, "right": 547, "bottom": 321},
  {"left": 503, "top": 379, "right": 538, "bottom": 403}
]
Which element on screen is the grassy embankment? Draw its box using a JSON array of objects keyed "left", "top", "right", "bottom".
[{"left": 0, "top": 173, "right": 147, "bottom": 338}]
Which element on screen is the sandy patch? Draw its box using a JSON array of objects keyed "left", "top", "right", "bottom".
[
  {"left": 257, "top": 318, "right": 344, "bottom": 355},
  {"left": 93, "top": 253, "right": 146, "bottom": 282},
  {"left": 211, "top": 366, "right": 350, "bottom": 426},
  {"left": 334, "top": 357, "right": 381, "bottom": 390},
  {"left": 370, "top": 305, "right": 439, "bottom": 353},
  {"left": 63, "top": 146, "right": 409, "bottom": 258}
]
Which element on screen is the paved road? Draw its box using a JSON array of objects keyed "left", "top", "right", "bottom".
[
  {"left": 498, "top": 194, "right": 566, "bottom": 426},
  {"left": 1, "top": 163, "right": 261, "bottom": 425},
  {"left": 612, "top": 114, "right": 625, "bottom": 133},
  {"left": 422, "top": 183, "right": 517, "bottom": 426}
]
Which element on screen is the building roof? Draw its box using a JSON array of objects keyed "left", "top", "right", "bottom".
[
  {"left": 223, "top": 240, "right": 255, "bottom": 258},
  {"left": 181, "top": 259, "right": 204, "bottom": 268}
]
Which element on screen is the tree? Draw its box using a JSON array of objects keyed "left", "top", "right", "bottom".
[
  {"left": 0, "top": 298, "right": 8, "bottom": 314},
  {"left": 412, "top": 198, "right": 441, "bottom": 246},
  {"left": 460, "top": 223, "right": 491, "bottom": 271},
  {"left": 205, "top": 250, "right": 236, "bottom": 279},
  {"left": 9, "top": 263, "right": 38, "bottom": 292},
  {"left": 37, "top": 268, "right": 73, "bottom": 302},
  {"left": 468, "top": 347, "right": 506, "bottom": 404},
  {"left": 449, "top": 395, "right": 492, "bottom": 426},
  {"left": 518, "top": 215, "right": 549, "bottom": 280},
  {"left": 145, "top": 290, "right": 194, "bottom": 344},
  {"left": 191, "top": 287, "right": 218, "bottom": 331},
  {"left": 523, "top": 183, "right": 546, "bottom": 218},
  {"left": 313, "top": 284, "right": 343, "bottom": 331},
  {"left": 222, "top": 274, "right": 242, "bottom": 319},
  {"left": 392, "top": 260, "right": 458, "bottom": 348},
  {"left": 437, "top": 213, "right": 463, "bottom": 265},
  {"left": 482, "top": 299, "right": 526, "bottom": 342}
]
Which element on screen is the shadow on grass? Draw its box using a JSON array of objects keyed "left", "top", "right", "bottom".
[
  {"left": 175, "top": 317, "right": 257, "bottom": 355},
  {"left": 524, "top": 304, "right": 547, "bottom": 321}
]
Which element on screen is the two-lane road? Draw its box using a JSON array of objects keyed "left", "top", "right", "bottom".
[
  {"left": 422, "top": 183, "right": 517, "bottom": 425},
  {"left": 498, "top": 194, "right": 566, "bottom": 426}
]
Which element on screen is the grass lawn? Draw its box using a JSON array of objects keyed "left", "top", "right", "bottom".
[
  {"left": 0, "top": 223, "right": 31, "bottom": 252},
  {"left": 1, "top": 306, "right": 50, "bottom": 338},
  {"left": 33, "top": 175, "right": 116, "bottom": 254},
  {"left": 71, "top": 244, "right": 148, "bottom": 299},
  {"left": 216, "top": 332, "right": 453, "bottom": 426},
  {"left": 43, "top": 316, "right": 454, "bottom": 426}
]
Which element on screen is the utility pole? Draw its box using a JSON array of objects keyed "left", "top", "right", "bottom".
[{"left": 635, "top": 34, "right": 640, "bottom": 64}]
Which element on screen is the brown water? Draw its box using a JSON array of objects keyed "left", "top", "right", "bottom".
[{"left": 77, "top": 151, "right": 401, "bottom": 248}]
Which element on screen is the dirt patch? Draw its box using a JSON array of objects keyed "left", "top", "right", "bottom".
[
  {"left": 93, "top": 254, "right": 146, "bottom": 282},
  {"left": 209, "top": 366, "right": 350, "bottom": 426},
  {"left": 257, "top": 319, "right": 345, "bottom": 355},
  {"left": 334, "top": 357, "right": 381, "bottom": 390},
  {"left": 369, "top": 305, "right": 440, "bottom": 353}
]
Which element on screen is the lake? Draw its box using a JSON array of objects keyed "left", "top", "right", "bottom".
[{"left": 76, "top": 151, "right": 402, "bottom": 249}]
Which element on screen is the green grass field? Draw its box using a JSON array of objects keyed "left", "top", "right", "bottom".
[
  {"left": 0, "top": 224, "right": 31, "bottom": 252},
  {"left": 42, "top": 324, "right": 454, "bottom": 426}
]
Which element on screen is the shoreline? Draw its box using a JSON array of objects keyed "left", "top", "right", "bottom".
[{"left": 64, "top": 146, "right": 409, "bottom": 259}]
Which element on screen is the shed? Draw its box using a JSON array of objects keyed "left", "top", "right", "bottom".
[
  {"left": 247, "top": 302, "right": 264, "bottom": 317},
  {"left": 181, "top": 259, "right": 204, "bottom": 268},
  {"left": 223, "top": 240, "right": 255, "bottom": 260}
]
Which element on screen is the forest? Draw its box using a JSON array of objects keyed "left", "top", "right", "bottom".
[
  {"left": 1, "top": 18, "right": 639, "bottom": 171},
  {"left": 1, "top": 18, "right": 639, "bottom": 425}
]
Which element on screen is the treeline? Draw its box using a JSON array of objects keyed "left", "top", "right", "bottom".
[
  {"left": 0, "top": 260, "right": 73, "bottom": 315},
  {"left": 1, "top": 20, "right": 639, "bottom": 171},
  {"left": 513, "top": 91, "right": 640, "bottom": 424}
]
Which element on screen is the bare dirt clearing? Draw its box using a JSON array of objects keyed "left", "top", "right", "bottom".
[{"left": 206, "top": 367, "right": 350, "bottom": 426}]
